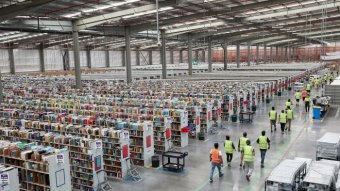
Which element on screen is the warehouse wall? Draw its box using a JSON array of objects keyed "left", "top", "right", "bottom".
[{"left": 0, "top": 49, "right": 10, "bottom": 73}]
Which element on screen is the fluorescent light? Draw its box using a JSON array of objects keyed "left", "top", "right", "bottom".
[
  {"left": 83, "top": 0, "right": 140, "bottom": 13},
  {"left": 123, "top": 7, "right": 173, "bottom": 19},
  {"left": 63, "top": 12, "right": 81, "bottom": 18}
]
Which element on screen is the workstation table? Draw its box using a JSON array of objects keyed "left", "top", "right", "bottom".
[
  {"left": 239, "top": 111, "right": 255, "bottom": 123},
  {"left": 162, "top": 151, "right": 188, "bottom": 172}
]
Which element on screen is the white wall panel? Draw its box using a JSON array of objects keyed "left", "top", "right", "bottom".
[
  {"left": 166, "top": 51, "right": 171, "bottom": 64},
  {"left": 0, "top": 49, "right": 10, "bottom": 73},
  {"left": 44, "top": 49, "right": 63, "bottom": 71},
  {"left": 14, "top": 49, "right": 39, "bottom": 72},
  {"left": 182, "top": 50, "right": 188, "bottom": 63},
  {"left": 109, "top": 51, "right": 123, "bottom": 67},
  {"left": 173, "top": 51, "right": 180, "bottom": 64},
  {"left": 131, "top": 51, "right": 137, "bottom": 66},
  {"left": 140, "top": 51, "right": 149, "bottom": 65},
  {"left": 69, "top": 50, "right": 87, "bottom": 69},
  {"left": 91, "top": 50, "right": 106, "bottom": 68},
  {"left": 152, "top": 51, "right": 160, "bottom": 65}
]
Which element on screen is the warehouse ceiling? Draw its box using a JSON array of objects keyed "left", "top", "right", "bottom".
[{"left": 0, "top": 0, "right": 338, "bottom": 50}]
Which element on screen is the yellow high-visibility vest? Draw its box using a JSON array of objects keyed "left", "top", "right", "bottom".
[
  {"left": 259, "top": 136, "right": 268, "bottom": 150},
  {"left": 243, "top": 146, "right": 254, "bottom": 162},
  {"left": 269, "top": 111, "right": 276, "bottom": 120},
  {"left": 224, "top": 140, "right": 233, "bottom": 154},
  {"left": 279, "top": 113, "right": 287, "bottom": 123},
  {"left": 287, "top": 109, "right": 293, "bottom": 119}
]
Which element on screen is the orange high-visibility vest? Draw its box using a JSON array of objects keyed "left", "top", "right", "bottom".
[
  {"left": 211, "top": 149, "right": 221, "bottom": 163},
  {"left": 302, "top": 90, "right": 307, "bottom": 98}
]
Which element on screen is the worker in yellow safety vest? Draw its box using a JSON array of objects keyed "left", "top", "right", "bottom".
[
  {"left": 295, "top": 90, "right": 301, "bottom": 106},
  {"left": 224, "top": 135, "right": 236, "bottom": 167},
  {"left": 286, "top": 106, "right": 294, "bottom": 131},
  {"left": 238, "top": 132, "right": 248, "bottom": 168},
  {"left": 306, "top": 83, "right": 311, "bottom": 94},
  {"left": 279, "top": 110, "right": 287, "bottom": 134},
  {"left": 268, "top": 107, "right": 277, "bottom": 132},
  {"left": 305, "top": 95, "right": 311, "bottom": 113},
  {"left": 209, "top": 143, "right": 224, "bottom": 183},
  {"left": 242, "top": 140, "right": 255, "bottom": 181},
  {"left": 257, "top": 131, "right": 270, "bottom": 168},
  {"left": 285, "top": 99, "right": 292, "bottom": 109}
]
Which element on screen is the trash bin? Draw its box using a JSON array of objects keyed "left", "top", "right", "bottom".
[
  {"left": 313, "top": 106, "right": 321, "bottom": 120},
  {"left": 278, "top": 91, "right": 282, "bottom": 96},
  {"left": 288, "top": 87, "right": 292, "bottom": 91},
  {"left": 152, "top": 156, "right": 160, "bottom": 168},
  {"left": 198, "top": 132, "right": 205, "bottom": 141},
  {"left": 231, "top": 114, "right": 237, "bottom": 122},
  {"left": 266, "top": 98, "right": 271, "bottom": 104},
  {"left": 251, "top": 105, "right": 257, "bottom": 112}
]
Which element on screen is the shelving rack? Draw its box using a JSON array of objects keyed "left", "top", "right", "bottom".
[
  {"left": 0, "top": 141, "right": 72, "bottom": 191},
  {"left": 129, "top": 121, "right": 154, "bottom": 167},
  {"left": 199, "top": 103, "right": 212, "bottom": 134},
  {"left": 186, "top": 105, "right": 200, "bottom": 139},
  {"left": 153, "top": 116, "right": 172, "bottom": 154},
  {"left": 170, "top": 109, "right": 189, "bottom": 148}
]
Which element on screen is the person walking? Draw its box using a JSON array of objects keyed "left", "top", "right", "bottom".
[
  {"left": 286, "top": 106, "right": 294, "bottom": 131},
  {"left": 279, "top": 110, "right": 287, "bottom": 134},
  {"left": 301, "top": 89, "right": 307, "bottom": 102},
  {"left": 306, "top": 83, "right": 311, "bottom": 94},
  {"left": 295, "top": 90, "right": 301, "bottom": 106},
  {"left": 285, "top": 99, "right": 292, "bottom": 109},
  {"left": 256, "top": 131, "right": 270, "bottom": 168},
  {"left": 269, "top": 107, "right": 277, "bottom": 132},
  {"left": 238, "top": 132, "right": 248, "bottom": 168},
  {"left": 242, "top": 140, "right": 255, "bottom": 181},
  {"left": 224, "top": 135, "right": 236, "bottom": 167},
  {"left": 209, "top": 143, "right": 224, "bottom": 183},
  {"left": 305, "top": 94, "right": 311, "bottom": 113}
]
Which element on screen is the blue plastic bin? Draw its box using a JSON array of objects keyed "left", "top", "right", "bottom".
[{"left": 313, "top": 106, "right": 321, "bottom": 120}]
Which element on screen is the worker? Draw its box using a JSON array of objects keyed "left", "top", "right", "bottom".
[
  {"left": 268, "top": 107, "right": 277, "bottom": 132},
  {"left": 242, "top": 140, "right": 255, "bottom": 181},
  {"left": 224, "top": 135, "right": 236, "bottom": 167},
  {"left": 315, "top": 78, "right": 320, "bottom": 88},
  {"left": 279, "top": 110, "right": 287, "bottom": 134},
  {"left": 238, "top": 132, "right": 248, "bottom": 168},
  {"left": 256, "top": 130, "right": 270, "bottom": 168},
  {"left": 286, "top": 106, "right": 294, "bottom": 131},
  {"left": 295, "top": 90, "right": 301, "bottom": 106},
  {"left": 285, "top": 99, "right": 292, "bottom": 109},
  {"left": 305, "top": 94, "right": 311, "bottom": 113},
  {"left": 301, "top": 89, "right": 307, "bottom": 102},
  {"left": 209, "top": 143, "right": 224, "bottom": 183},
  {"left": 306, "top": 83, "right": 311, "bottom": 94}
]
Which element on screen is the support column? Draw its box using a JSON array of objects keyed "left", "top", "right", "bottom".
[
  {"left": 288, "top": 47, "right": 291, "bottom": 63},
  {"left": 256, "top": 45, "right": 259, "bottom": 65},
  {"left": 202, "top": 50, "right": 206, "bottom": 63},
  {"left": 247, "top": 43, "right": 251, "bottom": 66},
  {"left": 39, "top": 43, "right": 45, "bottom": 72},
  {"left": 188, "top": 33, "right": 193, "bottom": 75},
  {"left": 72, "top": 21, "right": 81, "bottom": 89},
  {"left": 86, "top": 47, "right": 92, "bottom": 69},
  {"left": 161, "top": 29, "right": 167, "bottom": 79},
  {"left": 121, "top": 50, "right": 126, "bottom": 67},
  {"left": 275, "top": 46, "right": 279, "bottom": 63},
  {"left": 270, "top": 46, "right": 273, "bottom": 63},
  {"left": 170, "top": 50, "right": 174, "bottom": 64},
  {"left": 179, "top": 50, "right": 183, "bottom": 63},
  {"left": 208, "top": 37, "right": 212, "bottom": 72},
  {"left": 148, "top": 50, "right": 153, "bottom": 65},
  {"left": 263, "top": 44, "right": 267, "bottom": 64},
  {"left": 8, "top": 45, "right": 15, "bottom": 75},
  {"left": 63, "top": 48, "right": 70, "bottom": 71},
  {"left": 281, "top": 47, "right": 284, "bottom": 62},
  {"left": 105, "top": 48, "right": 110, "bottom": 68},
  {"left": 236, "top": 43, "right": 240, "bottom": 68},
  {"left": 0, "top": 71, "right": 3, "bottom": 103},
  {"left": 285, "top": 47, "right": 288, "bottom": 63},
  {"left": 223, "top": 41, "right": 228, "bottom": 70},
  {"left": 136, "top": 49, "right": 140, "bottom": 66},
  {"left": 125, "top": 27, "right": 132, "bottom": 83},
  {"left": 195, "top": 50, "right": 199, "bottom": 60}
]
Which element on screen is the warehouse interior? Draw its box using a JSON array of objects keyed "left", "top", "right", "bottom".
[{"left": 0, "top": 0, "right": 340, "bottom": 191}]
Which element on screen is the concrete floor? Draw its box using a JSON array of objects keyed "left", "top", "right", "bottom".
[{"left": 110, "top": 88, "right": 339, "bottom": 191}]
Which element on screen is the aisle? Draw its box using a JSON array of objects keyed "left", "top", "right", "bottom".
[{"left": 111, "top": 89, "right": 328, "bottom": 191}]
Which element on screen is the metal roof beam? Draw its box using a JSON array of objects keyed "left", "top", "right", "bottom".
[
  {"left": 74, "top": 0, "right": 181, "bottom": 30},
  {"left": 0, "top": 0, "right": 56, "bottom": 22}
]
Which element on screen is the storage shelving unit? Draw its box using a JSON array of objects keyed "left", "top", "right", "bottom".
[
  {"left": 0, "top": 141, "right": 72, "bottom": 191},
  {"left": 153, "top": 116, "right": 172, "bottom": 154},
  {"left": 129, "top": 121, "right": 154, "bottom": 167},
  {"left": 170, "top": 109, "right": 189, "bottom": 148}
]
